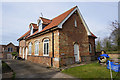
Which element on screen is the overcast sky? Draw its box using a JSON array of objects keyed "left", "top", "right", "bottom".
[{"left": 0, "top": 1, "right": 118, "bottom": 46}]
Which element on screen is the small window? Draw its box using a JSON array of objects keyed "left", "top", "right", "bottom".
[
  {"left": 89, "top": 43, "right": 92, "bottom": 53},
  {"left": 8, "top": 47, "right": 12, "bottom": 52},
  {"left": 35, "top": 41, "right": 39, "bottom": 55},
  {"left": 11, "top": 48, "right": 12, "bottom": 52},
  {"left": 29, "top": 42, "right": 32, "bottom": 55},
  {"left": 75, "top": 19, "right": 77, "bottom": 27},
  {"left": 8, "top": 48, "right": 10, "bottom": 52},
  {"left": 43, "top": 39, "right": 49, "bottom": 56}
]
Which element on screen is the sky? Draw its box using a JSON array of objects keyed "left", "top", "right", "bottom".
[{"left": 0, "top": 1, "right": 118, "bottom": 46}]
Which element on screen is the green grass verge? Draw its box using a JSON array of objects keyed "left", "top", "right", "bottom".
[
  {"left": 62, "top": 62, "right": 120, "bottom": 79},
  {"left": 2, "top": 61, "right": 16, "bottom": 79},
  {"left": 2, "top": 61, "right": 13, "bottom": 73}
]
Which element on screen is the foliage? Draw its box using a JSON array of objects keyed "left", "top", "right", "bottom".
[
  {"left": 11, "top": 52, "right": 18, "bottom": 56},
  {"left": 109, "top": 20, "right": 120, "bottom": 51},
  {"left": 96, "top": 20, "right": 120, "bottom": 52},
  {"left": 96, "top": 38, "right": 102, "bottom": 52},
  {"left": 62, "top": 62, "right": 120, "bottom": 79},
  {"left": 102, "top": 37, "right": 112, "bottom": 51},
  {"left": 2, "top": 61, "right": 13, "bottom": 73}
]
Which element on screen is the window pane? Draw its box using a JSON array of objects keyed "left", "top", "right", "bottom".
[
  {"left": 75, "top": 19, "right": 77, "bottom": 27},
  {"left": 44, "top": 39, "right": 49, "bottom": 42},
  {"left": 44, "top": 43, "right": 46, "bottom": 54},
  {"left": 11, "top": 48, "right": 12, "bottom": 52},
  {"left": 47, "top": 43, "right": 48, "bottom": 54},
  {"left": 8, "top": 48, "right": 9, "bottom": 52}
]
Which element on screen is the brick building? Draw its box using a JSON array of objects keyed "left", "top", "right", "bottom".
[
  {"left": 17, "top": 6, "right": 97, "bottom": 68},
  {"left": 0, "top": 42, "right": 19, "bottom": 59}
]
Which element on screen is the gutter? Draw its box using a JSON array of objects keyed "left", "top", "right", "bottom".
[
  {"left": 25, "top": 26, "right": 59, "bottom": 40},
  {"left": 51, "top": 32, "right": 54, "bottom": 67}
]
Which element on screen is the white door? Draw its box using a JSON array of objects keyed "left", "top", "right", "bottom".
[
  {"left": 25, "top": 47, "right": 27, "bottom": 60},
  {"left": 23, "top": 48, "right": 24, "bottom": 59},
  {"left": 74, "top": 43, "right": 79, "bottom": 62}
]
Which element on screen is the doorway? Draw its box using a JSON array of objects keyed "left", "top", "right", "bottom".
[{"left": 74, "top": 43, "right": 80, "bottom": 62}]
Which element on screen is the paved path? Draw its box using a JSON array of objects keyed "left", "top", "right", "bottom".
[{"left": 3, "top": 59, "right": 75, "bottom": 79}]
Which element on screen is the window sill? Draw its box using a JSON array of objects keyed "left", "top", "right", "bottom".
[
  {"left": 43, "top": 54, "right": 49, "bottom": 56},
  {"left": 34, "top": 54, "right": 39, "bottom": 56}
]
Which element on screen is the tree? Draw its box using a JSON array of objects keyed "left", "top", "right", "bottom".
[
  {"left": 109, "top": 20, "right": 120, "bottom": 51},
  {"left": 96, "top": 38, "right": 102, "bottom": 52},
  {"left": 102, "top": 37, "right": 112, "bottom": 51}
]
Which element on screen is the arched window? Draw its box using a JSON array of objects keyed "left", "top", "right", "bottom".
[
  {"left": 29, "top": 42, "right": 32, "bottom": 55},
  {"left": 89, "top": 43, "right": 92, "bottom": 53},
  {"left": 35, "top": 41, "right": 39, "bottom": 55},
  {"left": 43, "top": 39, "right": 49, "bottom": 56},
  {"left": 74, "top": 19, "right": 77, "bottom": 27}
]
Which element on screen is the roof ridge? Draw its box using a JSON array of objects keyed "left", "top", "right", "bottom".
[
  {"left": 40, "top": 17, "right": 51, "bottom": 20},
  {"left": 52, "top": 6, "right": 77, "bottom": 20}
]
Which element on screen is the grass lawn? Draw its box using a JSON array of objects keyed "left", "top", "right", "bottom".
[
  {"left": 2, "top": 61, "right": 13, "bottom": 73},
  {"left": 62, "top": 62, "right": 120, "bottom": 79},
  {"left": 2, "top": 61, "right": 16, "bottom": 79}
]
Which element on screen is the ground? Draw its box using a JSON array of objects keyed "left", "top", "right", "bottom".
[
  {"left": 3, "top": 59, "right": 75, "bottom": 79},
  {"left": 62, "top": 62, "right": 120, "bottom": 79}
]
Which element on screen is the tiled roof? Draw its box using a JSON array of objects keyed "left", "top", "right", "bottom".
[
  {"left": 30, "top": 23, "right": 38, "bottom": 29},
  {"left": 42, "top": 6, "right": 77, "bottom": 31},
  {"left": 18, "top": 6, "right": 96, "bottom": 40},
  {"left": 17, "top": 30, "right": 30, "bottom": 40},
  {"left": 26, "top": 6, "right": 77, "bottom": 39},
  {"left": 40, "top": 17, "right": 51, "bottom": 25},
  {"left": 90, "top": 32, "right": 97, "bottom": 38}
]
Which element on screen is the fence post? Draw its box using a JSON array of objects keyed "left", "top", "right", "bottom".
[{"left": 109, "top": 61, "right": 113, "bottom": 80}]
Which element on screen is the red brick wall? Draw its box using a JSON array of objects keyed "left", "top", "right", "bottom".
[
  {"left": 3, "top": 43, "right": 18, "bottom": 59},
  {"left": 59, "top": 11, "right": 90, "bottom": 65},
  {"left": 88, "top": 37, "right": 96, "bottom": 60},
  {"left": 27, "top": 55, "right": 51, "bottom": 66},
  {"left": 19, "top": 40, "right": 26, "bottom": 58},
  {"left": 24, "top": 30, "right": 60, "bottom": 68},
  {"left": 89, "top": 37, "right": 96, "bottom": 55}
]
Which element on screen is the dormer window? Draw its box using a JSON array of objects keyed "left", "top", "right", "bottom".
[
  {"left": 38, "top": 20, "right": 41, "bottom": 27},
  {"left": 38, "top": 19, "right": 42, "bottom": 32}
]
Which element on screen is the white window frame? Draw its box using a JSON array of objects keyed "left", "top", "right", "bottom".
[
  {"left": 43, "top": 39, "right": 49, "bottom": 56},
  {"left": 8, "top": 47, "right": 12, "bottom": 52},
  {"left": 35, "top": 41, "right": 39, "bottom": 56},
  {"left": 30, "top": 25, "right": 33, "bottom": 35},
  {"left": 28, "top": 42, "right": 32, "bottom": 55},
  {"left": 75, "top": 19, "right": 77, "bottom": 27},
  {"left": 20, "top": 47, "right": 21, "bottom": 55},
  {"left": 89, "top": 43, "right": 92, "bottom": 53}
]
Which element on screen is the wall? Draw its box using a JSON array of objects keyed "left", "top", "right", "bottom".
[
  {"left": 108, "top": 53, "right": 120, "bottom": 59},
  {"left": 19, "top": 40, "right": 26, "bottom": 58},
  {"left": 88, "top": 37, "right": 96, "bottom": 60},
  {"left": 59, "top": 11, "right": 90, "bottom": 66},
  {"left": 25, "top": 30, "right": 60, "bottom": 68},
  {"left": 3, "top": 43, "right": 18, "bottom": 59}
]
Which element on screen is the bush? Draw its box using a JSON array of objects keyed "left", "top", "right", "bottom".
[{"left": 11, "top": 52, "right": 18, "bottom": 56}]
